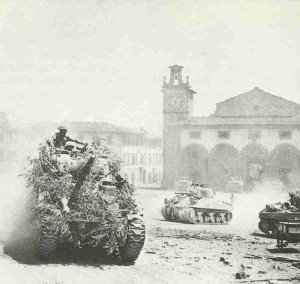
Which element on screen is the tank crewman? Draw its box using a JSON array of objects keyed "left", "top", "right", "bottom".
[
  {"left": 115, "top": 174, "right": 127, "bottom": 189},
  {"left": 51, "top": 125, "right": 86, "bottom": 149}
]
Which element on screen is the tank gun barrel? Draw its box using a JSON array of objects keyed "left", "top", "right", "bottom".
[{"left": 69, "top": 154, "right": 96, "bottom": 204}]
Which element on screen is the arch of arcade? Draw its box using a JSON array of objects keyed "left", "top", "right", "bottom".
[{"left": 162, "top": 65, "right": 300, "bottom": 189}]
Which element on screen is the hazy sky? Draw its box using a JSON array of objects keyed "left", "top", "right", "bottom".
[{"left": 0, "top": 0, "right": 300, "bottom": 135}]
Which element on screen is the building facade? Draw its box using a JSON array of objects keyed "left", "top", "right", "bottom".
[
  {"left": 121, "top": 134, "right": 162, "bottom": 188},
  {"left": 65, "top": 121, "right": 163, "bottom": 188},
  {"left": 162, "top": 65, "right": 300, "bottom": 190}
]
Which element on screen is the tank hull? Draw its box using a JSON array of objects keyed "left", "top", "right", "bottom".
[
  {"left": 162, "top": 190, "right": 233, "bottom": 225},
  {"left": 23, "top": 139, "right": 146, "bottom": 264},
  {"left": 259, "top": 210, "right": 300, "bottom": 237}
]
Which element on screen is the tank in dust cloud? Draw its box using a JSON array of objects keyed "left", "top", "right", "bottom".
[
  {"left": 161, "top": 181, "right": 233, "bottom": 224},
  {"left": 258, "top": 191, "right": 300, "bottom": 238},
  {"left": 22, "top": 139, "right": 145, "bottom": 263}
]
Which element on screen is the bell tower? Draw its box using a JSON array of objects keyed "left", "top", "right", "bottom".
[{"left": 162, "top": 65, "right": 196, "bottom": 189}]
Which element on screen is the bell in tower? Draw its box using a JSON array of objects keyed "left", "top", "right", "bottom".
[
  {"left": 169, "top": 65, "right": 183, "bottom": 86},
  {"left": 174, "top": 74, "right": 179, "bottom": 85}
]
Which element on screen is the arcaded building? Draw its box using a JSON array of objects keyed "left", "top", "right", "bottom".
[{"left": 162, "top": 65, "right": 300, "bottom": 190}]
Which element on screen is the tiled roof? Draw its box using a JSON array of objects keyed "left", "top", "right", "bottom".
[
  {"left": 174, "top": 115, "right": 300, "bottom": 126},
  {"left": 212, "top": 87, "right": 300, "bottom": 117},
  {"left": 218, "top": 87, "right": 300, "bottom": 107},
  {"left": 65, "top": 121, "right": 140, "bottom": 134},
  {"left": 66, "top": 121, "right": 162, "bottom": 141}
]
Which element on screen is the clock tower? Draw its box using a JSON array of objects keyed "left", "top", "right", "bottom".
[{"left": 162, "top": 65, "right": 196, "bottom": 189}]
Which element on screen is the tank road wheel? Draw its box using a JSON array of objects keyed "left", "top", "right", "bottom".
[
  {"left": 179, "top": 208, "right": 196, "bottom": 224},
  {"left": 220, "top": 213, "right": 226, "bottom": 224},
  {"left": 214, "top": 213, "right": 222, "bottom": 224},
  {"left": 196, "top": 211, "right": 204, "bottom": 223},
  {"left": 203, "top": 214, "right": 212, "bottom": 223},
  {"left": 120, "top": 218, "right": 146, "bottom": 263},
  {"left": 39, "top": 209, "right": 61, "bottom": 260},
  {"left": 258, "top": 220, "right": 269, "bottom": 234},
  {"left": 209, "top": 213, "right": 215, "bottom": 223}
]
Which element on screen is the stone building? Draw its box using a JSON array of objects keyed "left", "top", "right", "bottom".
[
  {"left": 64, "top": 121, "right": 163, "bottom": 188},
  {"left": 121, "top": 133, "right": 162, "bottom": 188},
  {"left": 162, "top": 65, "right": 300, "bottom": 190}
]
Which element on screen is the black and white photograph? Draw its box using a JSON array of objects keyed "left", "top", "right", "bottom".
[{"left": 1, "top": 1, "right": 300, "bottom": 283}]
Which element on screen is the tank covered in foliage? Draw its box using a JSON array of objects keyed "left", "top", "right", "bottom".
[
  {"left": 258, "top": 191, "right": 300, "bottom": 237},
  {"left": 22, "top": 138, "right": 145, "bottom": 263},
  {"left": 161, "top": 182, "right": 233, "bottom": 224}
]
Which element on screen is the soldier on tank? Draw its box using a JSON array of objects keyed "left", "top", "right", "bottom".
[
  {"left": 50, "top": 125, "right": 86, "bottom": 149},
  {"left": 115, "top": 174, "right": 127, "bottom": 190}
]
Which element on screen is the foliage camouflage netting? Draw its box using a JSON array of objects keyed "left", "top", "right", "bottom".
[{"left": 22, "top": 138, "right": 137, "bottom": 258}]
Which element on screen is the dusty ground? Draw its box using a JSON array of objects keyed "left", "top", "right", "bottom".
[{"left": 1, "top": 188, "right": 300, "bottom": 284}]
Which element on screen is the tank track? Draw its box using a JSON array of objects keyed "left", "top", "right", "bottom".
[
  {"left": 119, "top": 217, "right": 146, "bottom": 263},
  {"left": 39, "top": 209, "right": 62, "bottom": 260},
  {"left": 162, "top": 205, "right": 232, "bottom": 225}
]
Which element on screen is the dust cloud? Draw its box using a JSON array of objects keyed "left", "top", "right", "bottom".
[
  {"left": 0, "top": 167, "right": 27, "bottom": 243},
  {"left": 231, "top": 180, "right": 289, "bottom": 228},
  {"left": 0, "top": 139, "right": 41, "bottom": 262}
]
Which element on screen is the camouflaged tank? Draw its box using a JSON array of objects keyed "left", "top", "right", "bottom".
[
  {"left": 161, "top": 182, "right": 233, "bottom": 224},
  {"left": 24, "top": 139, "right": 145, "bottom": 263}
]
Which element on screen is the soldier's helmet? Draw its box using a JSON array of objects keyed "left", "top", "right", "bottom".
[{"left": 58, "top": 125, "right": 67, "bottom": 131}]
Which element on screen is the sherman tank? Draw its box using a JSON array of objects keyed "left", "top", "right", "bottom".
[
  {"left": 258, "top": 191, "right": 300, "bottom": 237},
  {"left": 161, "top": 182, "right": 233, "bottom": 224},
  {"left": 22, "top": 138, "right": 145, "bottom": 263}
]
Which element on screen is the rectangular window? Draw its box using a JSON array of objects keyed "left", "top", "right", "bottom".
[
  {"left": 189, "top": 131, "right": 201, "bottom": 139},
  {"left": 248, "top": 130, "right": 261, "bottom": 139},
  {"left": 131, "top": 154, "right": 135, "bottom": 165},
  {"left": 218, "top": 130, "right": 230, "bottom": 139},
  {"left": 139, "top": 153, "right": 143, "bottom": 165},
  {"left": 279, "top": 130, "right": 292, "bottom": 140},
  {"left": 127, "top": 154, "right": 130, "bottom": 166},
  {"left": 135, "top": 153, "right": 138, "bottom": 165}
]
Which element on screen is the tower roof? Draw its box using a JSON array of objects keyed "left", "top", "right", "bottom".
[{"left": 163, "top": 65, "right": 196, "bottom": 94}]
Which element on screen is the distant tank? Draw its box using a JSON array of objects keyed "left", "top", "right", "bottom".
[
  {"left": 161, "top": 182, "right": 233, "bottom": 224},
  {"left": 258, "top": 191, "right": 300, "bottom": 237}
]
